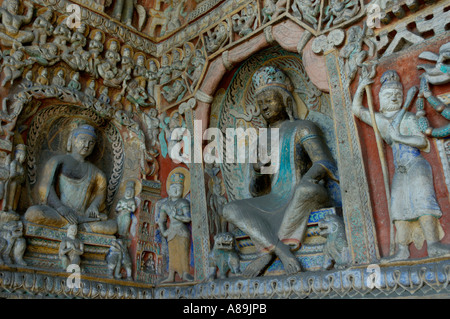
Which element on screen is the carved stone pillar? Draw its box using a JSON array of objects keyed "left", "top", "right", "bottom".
[
  {"left": 182, "top": 101, "right": 211, "bottom": 281},
  {"left": 321, "top": 46, "right": 380, "bottom": 265}
]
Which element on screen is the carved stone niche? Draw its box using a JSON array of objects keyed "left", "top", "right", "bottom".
[
  {"left": 211, "top": 46, "right": 347, "bottom": 275},
  {"left": 20, "top": 104, "right": 125, "bottom": 277}
]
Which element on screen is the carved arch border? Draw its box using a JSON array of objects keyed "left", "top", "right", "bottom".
[{"left": 187, "top": 17, "right": 380, "bottom": 274}]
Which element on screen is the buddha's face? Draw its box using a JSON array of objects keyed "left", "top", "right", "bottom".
[
  {"left": 72, "top": 133, "right": 96, "bottom": 158},
  {"left": 125, "top": 187, "right": 134, "bottom": 199},
  {"left": 14, "top": 51, "right": 24, "bottom": 60},
  {"left": 168, "top": 183, "right": 183, "bottom": 199},
  {"left": 137, "top": 56, "right": 144, "bottom": 66},
  {"left": 15, "top": 149, "right": 25, "bottom": 163},
  {"left": 48, "top": 44, "right": 58, "bottom": 55},
  {"left": 94, "top": 32, "right": 102, "bottom": 41},
  {"left": 7, "top": 0, "right": 19, "bottom": 15},
  {"left": 379, "top": 88, "right": 403, "bottom": 113},
  {"left": 67, "top": 225, "right": 77, "bottom": 237},
  {"left": 184, "top": 46, "right": 191, "bottom": 57},
  {"left": 162, "top": 55, "right": 169, "bottom": 66},
  {"left": 257, "top": 89, "right": 286, "bottom": 123}
]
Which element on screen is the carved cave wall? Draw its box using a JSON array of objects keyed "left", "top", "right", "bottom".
[{"left": 0, "top": 0, "right": 449, "bottom": 299}]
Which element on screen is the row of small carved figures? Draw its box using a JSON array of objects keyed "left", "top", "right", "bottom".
[
  {"left": 0, "top": 0, "right": 206, "bottom": 105},
  {"left": 203, "top": 0, "right": 362, "bottom": 54},
  {"left": 0, "top": 219, "right": 133, "bottom": 281}
]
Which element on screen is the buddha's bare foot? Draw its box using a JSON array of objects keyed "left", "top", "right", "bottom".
[
  {"left": 161, "top": 271, "right": 175, "bottom": 283},
  {"left": 275, "top": 244, "right": 301, "bottom": 275},
  {"left": 243, "top": 253, "right": 273, "bottom": 278},
  {"left": 380, "top": 245, "right": 409, "bottom": 264},
  {"left": 280, "top": 255, "right": 301, "bottom": 275},
  {"left": 428, "top": 242, "right": 450, "bottom": 258},
  {"left": 182, "top": 272, "right": 194, "bottom": 282}
]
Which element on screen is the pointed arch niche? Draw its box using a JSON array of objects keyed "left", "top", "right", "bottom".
[{"left": 187, "top": 19, "right": 380, "bottom": 280}]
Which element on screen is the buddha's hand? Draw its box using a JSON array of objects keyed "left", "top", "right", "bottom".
[
  {"left": 58, "top": 206, "right": 78, "bottom": 224},
  {"left": 303, "top": 163, "right": 327, "bottom": 184}
]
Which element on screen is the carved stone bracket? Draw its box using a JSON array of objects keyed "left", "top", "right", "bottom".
[{"left": 311, "top": 29, "right": 345, "bottom": 55}]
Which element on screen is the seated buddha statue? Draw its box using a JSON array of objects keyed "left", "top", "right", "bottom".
[
  {"left": 223, "top": 66, "right": 339, "bottom": 277},
  {"left": 24, "top": 123, "right": 118, "bottom": 235}
]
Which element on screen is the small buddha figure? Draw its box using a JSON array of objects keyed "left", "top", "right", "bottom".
[
  {"left": 52, "top": 20, "right": 71, "bottom": 52},
  {"left": 170, "top": 49, "right": 183, "bottom": 79},
  {"left": 84, "top": 79, "right": 96, "bottom": 99},
  {"left": 67, "top": 72, "right": 82, "bottom": 91},
  {"left": 1, "top": 49, "right": 33, "bottom": 86},
  {"left": 181, "top": 42, "right": 193, "bottom": 70},
  {"left": 31, "top": 8, "right": 54, "bottom": 45},
  {"left": 158, "top": 54, "right": 172, "bottom": 85},
  {"left": 120, "top": 46, "right": 134, "bottom": 81},
  {"left": 115, "top": 181, "right": 136, "bottom": 238},
  {"left": 20, "top": 69, "right": 33, "bottom": 89},
  {"left": 69, "top": 22, "right": 88, "bottom": 53},
  {"left": 222, "top": 66, "right": 339, "bottom": 277},
  {"left": 98, "top": 86, "right": 110, "bottom": 104},
  {"left": 51, "top": 68, "right": 66, "bottom": 87},
  {"left": 25, "top": 123, "right": 118, "bottom": 235},
  {"left": 0, "top": 0, "right": 34, "bottom": 47},
  {"left": 87, "top": 30, "right": 104, "bottom": 78},
  {"left": 36, "top": 67, "right": 50, "bottom": 86},
  {"left": 133, "top": 53, "right": 147, "bottom": 87},
  {"left": 146, "top": 60, "right": 159, "bottom": 100},
  {"left": 186, "top": 49, "right": 205, "bottom": 91},
  {"left": 58, "top": 224, "right": 84, "bottom": 269},
  {"left": 157, "top": 172, "right": 193, "bottom": 283},
  {"left": 98, "top": 40, "right": 121, "bottom": 80}
]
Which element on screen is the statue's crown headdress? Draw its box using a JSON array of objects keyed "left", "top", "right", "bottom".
[
  {"left": 252, "top": 66, "right": 292, "bottom": 94},
  {"left": 72, "top": 123, "right": 97, "bottom": 139},
  {"left": 380, "top": 70, "right": 403, "bottom": 92},
  {"left": 170, "top": 172, "right": 185, "bottom": 185}
]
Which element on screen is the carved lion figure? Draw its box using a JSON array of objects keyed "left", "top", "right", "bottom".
[
  {"left": 208, "top": 232, "right": 240, "bottom": 279},
  {"left": 318, "top": 214, "right": 350, "bottom": 270}
]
